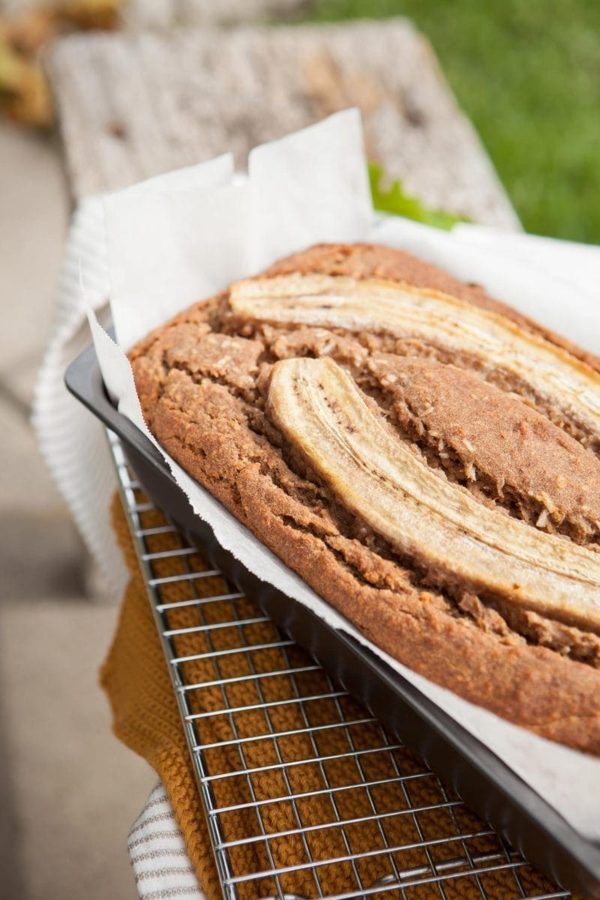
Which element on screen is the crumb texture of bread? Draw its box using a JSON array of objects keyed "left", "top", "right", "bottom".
[{"left": 129, "top": 243, "right": 600, "bottom": 755}]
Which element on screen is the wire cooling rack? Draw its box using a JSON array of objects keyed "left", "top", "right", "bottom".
[{"left": 110, "top": 431, "right": 571, "bottom": 900}]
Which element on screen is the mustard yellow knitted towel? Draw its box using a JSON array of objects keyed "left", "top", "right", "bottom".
[{"left": 101, "top": 494, "right": 553, "bottom": 899}]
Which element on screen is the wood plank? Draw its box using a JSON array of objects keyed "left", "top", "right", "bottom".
[
  {"left": 47, "top": 19, "right": 519, "bottom": 228},
  {"left": 124, "top": 0, "right": 305, "bottom": 28}
]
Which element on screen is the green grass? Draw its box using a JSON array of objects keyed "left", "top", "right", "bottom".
[{"left": 309, "top": 0, "right": 600, "bottom": 242}]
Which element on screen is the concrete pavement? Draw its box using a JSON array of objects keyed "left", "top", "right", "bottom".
[{"left": 0, "top": 122, "right": 155, "bottom": 900}]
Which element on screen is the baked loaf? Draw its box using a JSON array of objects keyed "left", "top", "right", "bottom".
[{"left": 130, "top": 243, "right": 600, "bottom": 755}]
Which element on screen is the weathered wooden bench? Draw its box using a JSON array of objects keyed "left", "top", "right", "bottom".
[{"left": 47, "top": 19, "right": 518, "bottom": 230}]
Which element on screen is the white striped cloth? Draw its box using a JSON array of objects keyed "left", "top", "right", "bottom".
[
  {"left": 32, "top": 195, "right": 129, "bottom": 600},
  {"left": 128, "top": 784, "right": 203, "bottom": 900}
]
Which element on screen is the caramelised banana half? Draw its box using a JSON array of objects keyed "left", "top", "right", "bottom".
[
  {"left": 267, "top": 356, "right": 600, "bottom": 634},
  {"left": 231, "top": 273, "right": 600, "bottom": 449},
  {"left": 130, "top": 242, "right": 600, "bottom": 754}
]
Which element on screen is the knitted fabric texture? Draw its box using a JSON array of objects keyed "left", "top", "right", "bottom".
[{"left": 102, "top": 493, "right": 556, "bottom": 899}]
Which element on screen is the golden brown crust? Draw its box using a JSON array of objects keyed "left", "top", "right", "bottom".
[
  {"left": 129, "top": 242, "right": 600, "bottom": 755},
  {"left": 366, "top": 354, "right": 600, "bottom": 543}
]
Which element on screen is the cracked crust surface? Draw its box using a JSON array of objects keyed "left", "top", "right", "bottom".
[
  {"left": 366, "top": 354, "right": 600, "bottom": 544},
  {"left": 129, "top": 242, "right": 600, "bottom": 755}
]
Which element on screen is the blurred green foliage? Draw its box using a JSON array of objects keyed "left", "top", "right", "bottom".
[
  {"left": 369, "top": 163, "right": 465, "bottom": 228},
  {"left": 310, "top": 0, "right": 600, "bottom": 242}
]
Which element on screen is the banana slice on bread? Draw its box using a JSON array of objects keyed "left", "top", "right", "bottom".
[
  {"left": 231, "top": 274, "right": 600, "bottom": 442},
  {"left": 268, "top": 356, "right": 600, "bottom": 633}
]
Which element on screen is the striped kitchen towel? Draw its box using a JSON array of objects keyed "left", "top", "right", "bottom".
[{"left": 128, "top": 783, "right": 202, "bottom": 900}]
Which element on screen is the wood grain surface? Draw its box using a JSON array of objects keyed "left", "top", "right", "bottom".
[{"left": 46, "top": 19, "right": 519, "bottom": 228}]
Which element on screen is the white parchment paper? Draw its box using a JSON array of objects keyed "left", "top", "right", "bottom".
[{"left": 89, "top": 109, "right": 600, "bottom": 840}]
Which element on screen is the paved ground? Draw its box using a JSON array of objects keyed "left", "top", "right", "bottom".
[{"left": 0, "top": 122, "right": 155, "bottom": 900}]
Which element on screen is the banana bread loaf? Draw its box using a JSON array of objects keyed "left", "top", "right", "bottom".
[{"left": 129, "top": 243, "right": 600, "bottom": 755}]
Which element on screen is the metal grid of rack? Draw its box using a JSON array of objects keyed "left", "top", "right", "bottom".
[{"left": 111, "top": 432, "right": 570, "bottom": 900}]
